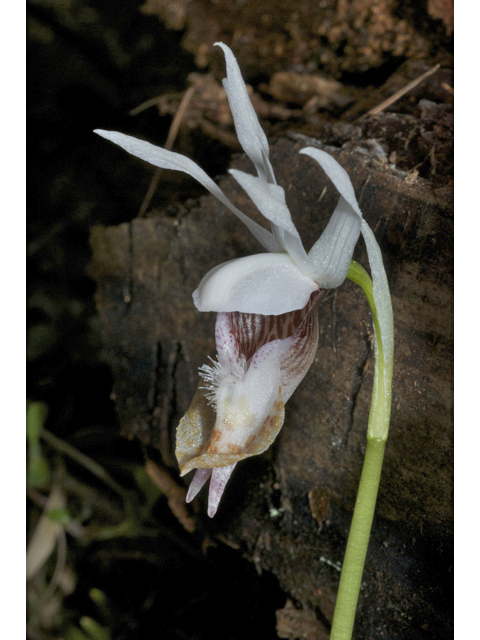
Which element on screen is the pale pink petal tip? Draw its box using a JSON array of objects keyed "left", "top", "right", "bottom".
[
  {"left": 207, "top": 464, "right": 236, "bottom": 518},
  {"left": 186, "top": 468, "right": 212, "bottom": 503}
]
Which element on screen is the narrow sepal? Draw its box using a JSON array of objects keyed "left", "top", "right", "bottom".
[
  {"left": 299, "top": 147, "right": 362, "bottom": 217},
  {"left": 229, "top": 169, "right": 297, "bottom": 236},
  {"left": 94, "top": 129, "right": 281, "bottom": 253},
  {"left": 208, "top": 465, "right": 236, "bottom": 517},
  {"left": 361, "top": 221, "right": 394, "bottom": 439},
  {"left": 308, "top": 196, "right": 362, "bottom": 288},
  {"left": 215, "top": 42, "right": 275, "bottom": 184},
  {"left": 186, "top": 468, "right": 212, "bottom": 503}
]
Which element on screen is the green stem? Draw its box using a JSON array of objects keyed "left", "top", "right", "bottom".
[
  {"left": 329, "top": 438, "right": 385, "bottom": 640},
  {"left": 329, "top": 260, "right": 393, "bottom": 640}
]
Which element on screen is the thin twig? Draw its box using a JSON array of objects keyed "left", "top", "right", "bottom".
[
  {"left": 145, "top": 460, "right": 196, "bottom": 533},
  {"left": 27, "top": 487, "right": 49, "bottom": 509},
  {"left": 129, "top": 92, "right": 182, "bottom": 116},
  {"left": 366, "top": 64, "right": 441, "bottom": 116},
  {"left": 137, "top": 85, "right": 196, "bottom": 218},
  {"left": 442, "top": 82, "right": 454, "bottom": 96}
]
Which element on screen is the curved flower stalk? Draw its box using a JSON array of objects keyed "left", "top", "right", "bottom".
[{"left": 94, "top": 42, "right": 390, "bottom": 519}]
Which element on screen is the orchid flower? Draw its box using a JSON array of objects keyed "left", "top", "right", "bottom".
[{"left": 95, "top": 42, "right": 392, "bottom": 518}]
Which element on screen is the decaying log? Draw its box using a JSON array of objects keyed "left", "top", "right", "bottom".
[
  {"left": 89, "top": 133, "right": 452, "bottom": 639},
  {"left": 140, "top": 0, "right": 451, "bottom": 78}
]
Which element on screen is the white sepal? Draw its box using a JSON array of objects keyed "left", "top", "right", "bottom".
[
  {"left": 308, "top": 195, "right": 362, "bottom": 288},
  {"left": 215, "top": 42, "right": 276, "bottom": 184},
  {"left": 362, "top": 220, "right": 394, "bottom": 439},
  {"left": 299, "top": 147, "right": 362, "bottom": 217},
  {"left": 229, "top": 168, "right": 315, "bottom": 276},
  {"left": 229, "top": 169, "right": 296, "bottom": 235},
  {"left": 361, "top": 219, "right": 394, "bottom": 389},
  {"left": 94, "top": 129, "right": 281, "bottom": 253},
  {"left": 186, "top": 468, "right": 212, "bottom": 503},
  {"left": 193, "top": 253, "right": 319, "bottom": 315},
  {"left": 208, "top": 465, "right": 236, "bottom": 517}
]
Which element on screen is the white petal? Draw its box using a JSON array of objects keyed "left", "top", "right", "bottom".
[
  {"left": 193, "top": 253, "right": 319, "bottom": 315},
  {"left": 229, "top": 168, "right": 297, "bottom": 235},
  {"left": 94, "top": 129, "right": 281, "bottom": 253},
  {"left": 299, "top": 147, "right": 362, "bottom": 216},
  {"left": 308, "top": 196, "right": 362, "bottom": 288},
  {"left": 229, "top": 168, "right": 315, "bottom": 276},
  {"left": 215, "top": 42, "right": 275, "bottom": 184}
]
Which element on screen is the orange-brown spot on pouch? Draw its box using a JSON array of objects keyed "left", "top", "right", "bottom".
[
  {"left": 205, "top": 429, "right": 223, "bottom": 453},
  {"left": 225, "top": 443, "right": 243, "bottom": 455},
  {"left": 205, "top": 442, "right": 244, "bottom": 456},
  {"left": 206, "top": 444, "right": 219, "bottom": 454},
  {"left": 219, "top": 418, "right": 236, "bottom": 432},
  {"left": 245, "top": 434, "right": 256, "bottom": 451},
  {"left": 257, "top": 420, "right": 270, "bottom": 438},
  {"left": 211, "top": 430, "right": 223, "bottom": 444}
]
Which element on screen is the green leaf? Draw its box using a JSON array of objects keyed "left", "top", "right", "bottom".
[
  {"left": 89, "top": 588, "right": 108, "bottom": 609},
  {"left": 26, "top": 401, "right": 48, "bottom": 442},
  {"left": 65, "top": 626, "right": 90, "bottom": 640},
  {"left": 46, "top": 508, "right": 71, "bottom": 525},
  {"left": 27, "top": 401, "right": 51, "bottom": 488},
  {"left": 27, "top": 455, "right": 51, "bottom": 489},
  {"left": 79, "top": 616, "right": 111, "bottom": 640}
]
